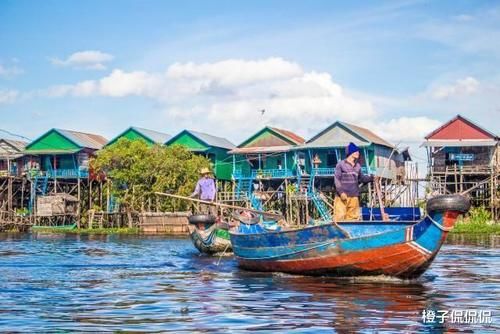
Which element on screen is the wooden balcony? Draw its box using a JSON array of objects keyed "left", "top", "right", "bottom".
[
  {"left": 431, "top": 164, "right": 493, "bottom": 175},
  {"left": 27, "top": 167, "right": 89, "bottom": 179},
  {"left": 311, "top": 167, "right": 376, "bottom": 176},
  {"left": 233, "top": 168, "right": 294, "bottom": 179}
]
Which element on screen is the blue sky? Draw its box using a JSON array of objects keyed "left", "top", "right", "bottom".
[{"left": 1, "top": 0, "right": 499, "bottom": 163}]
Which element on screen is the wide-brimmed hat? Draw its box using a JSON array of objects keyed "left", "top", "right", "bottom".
[{"left": 199, "top": 167, "right": 211, "bottom": 175}]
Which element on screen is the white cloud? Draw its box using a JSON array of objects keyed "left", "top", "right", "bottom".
[
  {"left": 417, "top": 10, "right": 500, "bottom": 56},
  {"left": 167, "top": 57, "right": 303, "bottom": 88},
  {"left": 44, "top": 58, "right": 378, "bottom": 138},
  {"left": 362, "top": 116, "right": 442, "bottom": 143},
  {"left": 41, "top": 57, "right": 449, "bottom": 144},
  {"left": 0, "top": 90, "right": 19, "bottom": 104},
  {"left": 50, "top": 50, "right": 114, "bottom": 70},
  {"left": 0, "top": 64, "right": 23, "bottom": 78},
  {"left": 99, "top": 70, "right": 162, "bottom": 97},
  {"left": 453, "top": 14, "right": 474, "bottom": 22},
  {"left": 430, "top": 77, "right": 480, "bottom": 99}
]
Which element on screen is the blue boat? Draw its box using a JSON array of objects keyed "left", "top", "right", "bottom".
[{"left": 230, "top": 195, "right": 470, "bottom": 279}]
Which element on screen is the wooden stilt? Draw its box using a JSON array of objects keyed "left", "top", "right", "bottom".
[{"left": 77, "top": 177, "right": 81, "bottom": 229}]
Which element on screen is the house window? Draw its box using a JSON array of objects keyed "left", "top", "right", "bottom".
[
  {"left": 326, "top": 153, "right": 337, "bottom": 167},
  {"left": 276, "top": 158, "right": 282, "bottom": 169},
  {"left": 248, "top": 157, "right": 259, "bottom": 169}
]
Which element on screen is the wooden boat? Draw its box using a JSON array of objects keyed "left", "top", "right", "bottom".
[
  {"left": 188, "top": 214, "right": 232, "bottom": 255},
  {"left": 230, "top": 194, "right": 470, "bottom": 279}
]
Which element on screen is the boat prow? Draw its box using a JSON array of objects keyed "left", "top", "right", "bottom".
[{"left": 188, "top": 214, "right": 232, "bottom": 255}]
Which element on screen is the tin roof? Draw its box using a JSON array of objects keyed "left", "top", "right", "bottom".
[
  {"left": 0, "top": 139, "right": 27, "bottom": 152},
  {"left": 131, "top": 127, "right": 171, "bottom": 144},
  {"left": 229, "top": 145, "right": 293, "bottom": 154},
  {"left": 0, "top": 139, "right": 27, "bottom": 158},
  {"left": 25, "top": 128, "right": 108, "bottom": 154},
  {"left": 56, "top": 129, "right": 108, "bottom": 149},
  {"left": 341, "top": 122, "right": 394, "bottom": 148},
  {"left": 304, "top": 121, "right": 394, "bottom": 149},
  {"left": 237, "top": 126, "right": 305, "bottom": 149},
  {"left": 176, "top": 130, "right": 235, "bottom": 150},
  {"left": 268, "top": 127, "right": 305, "bottom": 145},
  {"left": 424, "top": 115, "right": 498, "bottom": 140}
]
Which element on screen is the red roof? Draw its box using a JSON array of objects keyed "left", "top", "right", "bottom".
[
  {"left": 269, "top": 127, "right": 305, "bottom": 145},
  {"left": 425, "top": 115, "right": 497, "bottom": 140}
]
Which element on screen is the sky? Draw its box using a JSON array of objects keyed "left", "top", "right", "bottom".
[{"left": 1, "top": 0, "right": 499, "bottom": 165}]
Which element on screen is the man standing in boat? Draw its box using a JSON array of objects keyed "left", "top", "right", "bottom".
[
  {"left": 334, "top": 142, "right": 376, "bottom": 221},
  {"left": 190, "top": 167, "right": 217, "bottom": 215}
]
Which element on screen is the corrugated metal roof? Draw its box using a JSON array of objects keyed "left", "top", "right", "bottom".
[
  {"left": 187, "top": 130, "right": 235, "bottom": 150},
  {"left": 0, "top": 139, "right": 27, "bottom": 152},
  {"left": 306, "top": 121, "right": 394, "bottom": 149},
  {"left": 341, "top": 122, "right": 394, "bottom": 148},
  {"left": 269, "top": 127, "right": 305, "bottom": 145},
  {"left": 425, "top": 115, "right": 498, "bottom": 140},
  {"left": 0, "top": 139, "right": 27, "bottom": 158},
  {"left": 229, "top": 145, "right": 293, "bottom": 154},
  {"left": 56, "top": 129, "right": 108, "bottom": 150},
  {"left": 132, "top": 127, "right": 171, "bottom": 144}
]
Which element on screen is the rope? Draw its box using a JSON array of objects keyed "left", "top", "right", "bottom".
[
  {"left": 426, "top": 214, "right": 453, "bottom": 232},
  {"left": 216, "top": 243, "right": 231, "bottom": 266}
]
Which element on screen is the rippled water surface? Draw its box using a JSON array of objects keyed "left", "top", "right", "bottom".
[{"left": 0, "top": 233, "right": 498, "bottom": 333}]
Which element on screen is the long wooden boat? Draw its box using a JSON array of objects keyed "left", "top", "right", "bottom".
[
  {"left": 230, "top": 194, "right": 470, "bottom": 279},
  {"left": 188, "top": 215, "right": 232, "bottom": 255}
]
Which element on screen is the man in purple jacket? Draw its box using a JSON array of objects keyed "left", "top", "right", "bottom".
[
  {"left": 334, "top": 142, "right": 375, "bottom": 221},
  {"left": 191, "top": 167, "right": 217, "bottom": 215}
]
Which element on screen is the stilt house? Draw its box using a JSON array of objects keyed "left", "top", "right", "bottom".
[
  {"left": 297, "top": 121, "right": 409, "bottom": 186},
  {"left": 24, "top": 128, "right": 108, "bottom": 179},
  {"left": 165, "top": 130, "right": 235, "bottom": 181},
  {"left": 106, "top": 127, "right": 171, "bottom": 147},
  {"left": 422, "top": 115, "right": 499, "bottom": 217},
  {"left": 0, "top": 139, "right": 27, "bottom": 177}
]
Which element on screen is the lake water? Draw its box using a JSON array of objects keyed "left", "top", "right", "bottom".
[{"left": 0, "top": 233, "right": 498, "bottom": 333}]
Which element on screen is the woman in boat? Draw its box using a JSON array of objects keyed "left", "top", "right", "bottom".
[
  {"left": 190, "top": 167, "right": 217, "bottom": 215},
  {"left": 334, "top": 142, "right": 376, "bottom": 221}
]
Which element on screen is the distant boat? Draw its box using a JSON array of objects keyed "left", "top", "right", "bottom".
[
  {"left": 230, "top": 194, "right": 470, "bottom": 279},
  {"left": 188, "top": 214, "right": 232, "bottom": 255}
]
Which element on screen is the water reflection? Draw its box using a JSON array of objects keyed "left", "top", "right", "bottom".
[
  {"left": 0, "top": 232, "right": 497, "bottom": 332},
  {"left": 446, "top": 233, "right": 500, "bottom": 248}
]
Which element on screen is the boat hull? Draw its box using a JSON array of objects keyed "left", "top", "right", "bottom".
[
  {"left": 231, "top": 207, "right": 464, "bottom": 279},
  {"left": 188, "top": 223, "right": 232, "bottom": 255}
]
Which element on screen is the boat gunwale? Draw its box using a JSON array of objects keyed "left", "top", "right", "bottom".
[
  {"left": 229, "top": 219, "right": 420, "bottom": 237},
  {"left": 231, "top": 219, "right": 427, "bottom": 256}
]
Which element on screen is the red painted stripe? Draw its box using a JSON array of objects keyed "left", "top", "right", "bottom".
[{"left": 238, "top": 242, "right": 431, "bottom": 278}]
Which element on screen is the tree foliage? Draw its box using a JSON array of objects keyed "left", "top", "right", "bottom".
[{"left": 91, "top": 138, "right": 211, "bottom": 211}]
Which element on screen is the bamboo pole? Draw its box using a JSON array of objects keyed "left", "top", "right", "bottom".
[
  {"left": 374, "top": 178, "right": 389, "bottom": 221},
  {"left": 154, "top": 192, "right": 283, "bottom": 218}
]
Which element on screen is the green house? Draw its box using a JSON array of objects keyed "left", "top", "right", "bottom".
[
  {"left": 24, "top": 128, "right": 108, "bottom": 179},
  {"left": 230, "top": 126, "right": 305, "bottom": 179},
  {"left": 298, "top": 121, "right": 407, "bottom": 179},
  {"left": 165, "top": 130, "right": 235, "bottom": 181},
  {"left": 106, "top": 126, "right": 171, "bottom": 147}
]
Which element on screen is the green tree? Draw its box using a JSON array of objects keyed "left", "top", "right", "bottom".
[{"left": 91, "top": 138, "right": 211, "bottom": 212}]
